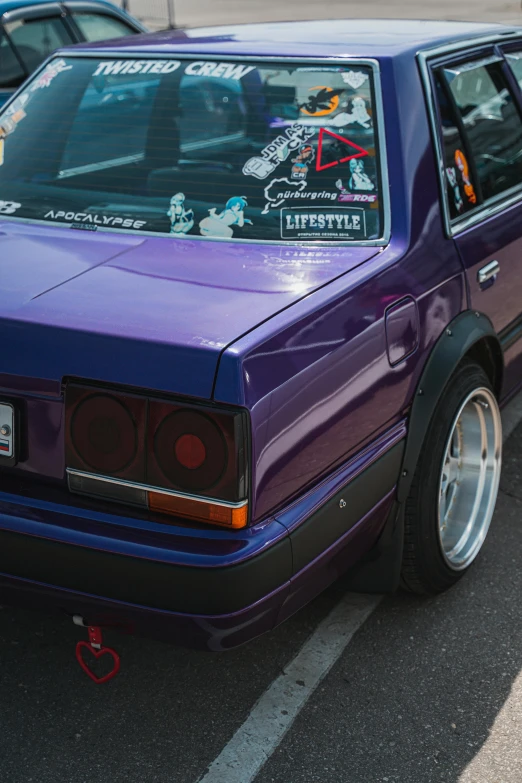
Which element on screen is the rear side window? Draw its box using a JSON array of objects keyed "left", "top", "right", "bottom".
[
  {"left": 0, "top": 28, "right": 25, "bottom": 89},
  {"left": 0, "top": 56, "right": 385, "bottom": 243},
  {"left": 433, "top": 72, "right": 478, "bottom": 220},
  {"left": 72, "top": 13, "right": 137, "bottom": 42},
  {"left": 441, "top": 58, "right": 522, "bottom": 205},
  {"left": 4, "top": 17, "right": 74, "bottom": 73}
]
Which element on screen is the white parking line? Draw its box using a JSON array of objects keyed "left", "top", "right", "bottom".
[
  {"left": 197, "top": 593, "right": 381, "bottom": 783},
  {"left": 196, "top": 394, "right": 522, "bottom": 783}
]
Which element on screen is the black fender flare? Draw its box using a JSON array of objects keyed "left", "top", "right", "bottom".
[{"left": 397, "top": 309, "right": 502, "bottom": 503}]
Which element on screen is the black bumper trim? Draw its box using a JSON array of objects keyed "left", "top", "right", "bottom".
[{"left": 0, "top": 443, "right": 403, "bottom": 615}]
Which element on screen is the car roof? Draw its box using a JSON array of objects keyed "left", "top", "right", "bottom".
[
  {"left": 0, "top": 0, "right": 117, "bottom": 14},
  {"left": 60, "top": 18, "right": 521, "bottom": 59}
]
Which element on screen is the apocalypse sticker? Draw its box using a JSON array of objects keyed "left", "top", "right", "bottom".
[
  {"left": 262, "top": 178, "right": 337, "bottom": 214},
  {"left": 44, "top": 211, "right": 147, "bottom": 230},
  {"left": 281, "top": 207, "right": 366, "bottom": 240},
  {"left": 243, "top": 124, "right": 315, "bottom": 179}
]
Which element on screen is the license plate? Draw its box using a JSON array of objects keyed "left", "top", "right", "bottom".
[{"left": 0, "top": 402, "right": 15, "bottom": 462}]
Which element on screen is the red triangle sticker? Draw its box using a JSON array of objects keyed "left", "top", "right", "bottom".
[{"left": 315, "top": 127, "right": 369, "bottom": 172}]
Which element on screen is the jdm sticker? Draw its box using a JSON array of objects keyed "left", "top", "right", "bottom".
[
  {"left": 199, "top": 196, "right": 252, "bottom": 238},
  {"left": 243, "top": 124, "right": 315, "bottom": 179},
  {"left": 299, "top": 86, "right": 344, "bottom": 117},
  {"left": 281, "top": 207, "right": 366, "bottom": 239}
]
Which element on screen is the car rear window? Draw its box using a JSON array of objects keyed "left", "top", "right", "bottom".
[{"left": 0, "top": 56, "right": 384, "bottom": 243}]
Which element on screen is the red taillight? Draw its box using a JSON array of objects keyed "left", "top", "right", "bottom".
[
  {"left": 174, "top": 434, "right": 206, "bottom": 470},
  {"left": 65, "top": 382, "right": 249, "bottom": 527}
]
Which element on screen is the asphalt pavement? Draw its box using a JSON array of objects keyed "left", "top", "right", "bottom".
[{"left": 0, "top": 413, "right": 521, "bottom": 783}]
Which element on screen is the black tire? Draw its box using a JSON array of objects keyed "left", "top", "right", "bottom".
[{"left": 401, "top": 359, "right": 499, "bottom": 595}]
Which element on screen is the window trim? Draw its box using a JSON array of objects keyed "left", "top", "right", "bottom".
[
  {"left": 418, "top": 33, "right": 522, "bottom": 238},
  {"left": 0, "top": 52, "right": 391, "bottom": 248}
]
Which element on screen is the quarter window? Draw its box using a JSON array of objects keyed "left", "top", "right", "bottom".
[{"left": 441, "top": 58, "right": 522, "bottom": 204}]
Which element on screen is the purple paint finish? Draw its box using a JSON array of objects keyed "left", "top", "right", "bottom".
[
  {"left": 0, "top": 222, "right": 378, "bottom": 400},
  {"left": 385, "top": 297, "right": 419, "bottom": 366}
]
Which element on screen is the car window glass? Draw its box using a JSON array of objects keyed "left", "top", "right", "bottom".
[
  {"left": 442, "top": 59, "right": 522, "bottom": 203},
  {"left": 72, "top": 13, "right": 136, "bottom": 42},
  {"left": 60, "top": 71, "right": 160, "bottom": 171},
  {"left": 5, "top": 17, "right": 74, "bottom": 73},
  {"left": 433, "top": 72, "right": 478, "bottom": 220},
  {"left": 505, "top": 51, "right": 522, "bottom": 88},
  {"left": 0, "top": 56, "right": 385, "bottom": 243},
  {"left": 0, "top": 27, "right": 25, "bottom": 89}
]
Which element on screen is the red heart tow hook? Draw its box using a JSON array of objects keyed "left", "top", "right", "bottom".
[{"left": 73, "top": 616, "right": 120, "bottom": 684}]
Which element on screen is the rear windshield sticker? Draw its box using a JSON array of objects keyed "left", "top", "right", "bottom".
[
  {"left": 446, "top": 167, "right": 463, "bottom": 213},
  {"left": 337, "top": 159, "right": 375, "bottom": 192},
  {"left": 0, "top": 200, "right": 20, "bottom": 215},
  {"left": 291, "top": 144, "right": 315, "bottom": 180},
  {"left": 315, "top": 128, "right": 368, "bottom": 172},
  {"left": 330, "top": 97, "right": 372, "bottom": 129},
  {"left": 281, "top": 207, "right": 366, "bottom": 239},
  {"left": 243, "top": 124, "right": 315, "bottom": 179},
  {"left": 168, "top": 192, "right": 194, "bottom": 235},
  {"left": 454, "top": 149, "right": 476, "bottom": 204},
  {"left": 299, "top": 87, "right": 344, "bottom": 117},
  {"left": 93, "top": 60, "right": 181, "bottom": 76},
  {"left": 262, "top": 178, "right": 337, "bottom": 214},
  {"left": 184, "top": 62, "right": 255, "bottom": 80},
  {"left": 341, "top": 71, "right": 369, "bottom": 89},
  {"left": 31, "top": 59, "right": 72, "bottom": 91},
  {"left": 43, "top": 210, "right": 146, "bottom": 230},
  {"left": 199, "top": 196, "right": 252, "bottom": 238}
]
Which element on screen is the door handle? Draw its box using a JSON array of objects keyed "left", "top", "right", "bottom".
[{"left": 477, "top": 260, "right": 500, "bottom": 285}]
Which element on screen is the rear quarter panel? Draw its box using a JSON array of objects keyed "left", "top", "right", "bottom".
[{"left": 214, "top": 52, "right": 467, "bottom": 522}]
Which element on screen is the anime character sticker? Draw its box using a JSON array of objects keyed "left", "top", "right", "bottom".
[
  {"left": 454, "top": 149, "right": 477, "bottom": 204},
  {"left": 331, "top": 97, "right": 372, "bottom": 129},
  {"left": 446, "top": 167, "right": 463, "bottom": 213},
  {"left": 199, "top": 196, "right": 252, "bottom": 238},
  {"left": 291, "top": 144, "right": 315, "bottom": 180},
  {"left": 167, "top": 193, "right": 194, "bottom": 235},
  {"left": 336, "top": 158, "right": 375, "bottom": 193}
]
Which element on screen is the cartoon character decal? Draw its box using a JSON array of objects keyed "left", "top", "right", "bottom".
[
  {"left": 199, "top": 196, "right": 252, "bottom": 238},
  {"left": 446, "top": 167, "right": 463, "bottom": 213},
  {"left": 291, "top": 144, "right": 315, "bottom": 180},
  {"left": 299, "top": 86, "right": 344, "bottom": 117},
  {"left": 454, "top": 149, "right": 477, "bottom": 205},
  {"left": 336, "top": 159, "right": 374, "bottom": 193},
  {"left": 167, "top": 192, "right": 194, "bottom": 235},
  {"left": 331, "top": 97, "right": 372, "bottom": 129}
]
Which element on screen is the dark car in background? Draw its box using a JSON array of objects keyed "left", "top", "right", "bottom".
[{"left": 0, "top": 0, "right": 146, "bottom": 106}]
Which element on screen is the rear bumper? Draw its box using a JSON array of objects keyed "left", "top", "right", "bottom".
[{"left": 0, "top": 438, "right": 404, "bottom": 648}]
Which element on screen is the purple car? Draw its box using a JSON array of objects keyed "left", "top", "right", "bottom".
[{"left": 0, "top": 18, "right": 519, "bottom": 651}]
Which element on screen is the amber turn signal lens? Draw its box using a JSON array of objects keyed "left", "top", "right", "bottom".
[{"left": 149, "top": 491, "right": 248, "bottom": 529}]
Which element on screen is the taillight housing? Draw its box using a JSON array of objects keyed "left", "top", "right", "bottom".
[{"left": 65, "top": 383, "right": 249, "bottom": 528}]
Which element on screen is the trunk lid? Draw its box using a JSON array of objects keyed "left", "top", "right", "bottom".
[{"left": 1, "top": 221, "right": 379, "bottom": 399}]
